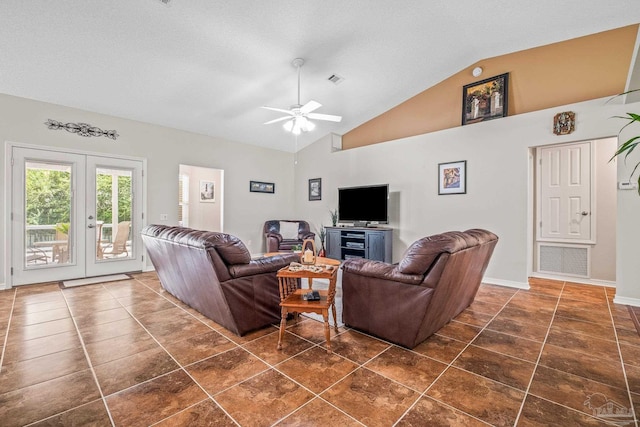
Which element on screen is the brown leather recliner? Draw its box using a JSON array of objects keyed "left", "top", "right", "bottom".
[
  {"left": 264, "top": 220, "right": 315, "bottom": 252},
  {"left": 141, "top": 224, "right": 298, "bottom": 336},
  {"left": 341, "top": 229, "right": 498, "bottom": 348}
]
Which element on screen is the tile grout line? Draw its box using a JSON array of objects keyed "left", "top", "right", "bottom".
[
  {"left": 0, "top": 288, "right": 18, "bottom": 374},
  {"left": 59, "top": 283, "right": 117, "bottom": 427},
  {"left": 392, "top": 285, "right": 521, "bottom": 426},
  {"left": 605, "top": 287, "right": 639, "bottom": 427},
  {"left": 512, "top": 281, "right": 565, "bottom": 426}
]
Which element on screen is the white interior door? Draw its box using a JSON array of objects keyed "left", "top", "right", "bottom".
[
  {"left": 10, "top": 146, "right": 144, "bottom": 286},
  {"left": 537, "top": 142, "right": 593, "bottom": 242}
]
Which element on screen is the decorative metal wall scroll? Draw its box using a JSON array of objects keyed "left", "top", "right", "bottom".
[
  {"left": 44, "top": 119, "right": 119, "bottom": 140},
  {"left": 553, "top": 111, "right": 575, "bottom": 135}
]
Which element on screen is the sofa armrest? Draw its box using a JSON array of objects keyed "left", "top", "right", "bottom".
[
  {"left": 300, "top": 232, "right": 315, "bottom": 240},
  {"left": 229, "top": 253, "right": 298, "bottom": 278},
  {"left": 342, "top": 258, "right": 424, "bottom": 286}
]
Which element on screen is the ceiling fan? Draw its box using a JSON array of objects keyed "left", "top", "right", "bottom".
[{"left": 262, "top": 58, "right": 342, "bottom": 135}]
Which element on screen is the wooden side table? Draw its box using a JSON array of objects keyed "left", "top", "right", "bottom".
[{"left": 276, "top": 264, "right": 339, "bottom": 352}]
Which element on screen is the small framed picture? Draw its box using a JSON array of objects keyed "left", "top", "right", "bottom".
[
  {"left": 308, "top": 178, "right": 321, "bottom": 201},
  {"left": 438, "top": 161, "right": 466, "bottom": 195},
  {"left": 462, "top": 73, "right": 509, "bottom": 125},
  {"left": 199, "top": 180, "right": 215, "bottom": 202},
  {"left": 249, "top": 180, "right": 275, "bottom": 194}
]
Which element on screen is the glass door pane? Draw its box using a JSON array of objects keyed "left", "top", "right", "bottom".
[
  {"left": 25, "top": 161, "right": 73, "bottom": 267},
  {"left": 95, "top": 167, "right": 133, "bottom": 261}
]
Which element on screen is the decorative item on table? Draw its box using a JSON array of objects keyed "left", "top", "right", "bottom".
[
  {"left": 316, "top": 225, "right": 326, "bottom": 257},
  {"left": 329, "top": 209, "right": 338, "bottom": 226},
  {"left": 301, "top": 238, "right": 316, "bottom": 265}
]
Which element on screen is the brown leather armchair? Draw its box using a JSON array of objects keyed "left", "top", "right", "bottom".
[
  {"left": 341, "top": 229, "right": 498, "bottom": 348},
  {"left": 141, "top": 224, "right": 298, "bottom": 336},
  {"left": 264, "top": 220, "right": 315, "bottom": 252}
]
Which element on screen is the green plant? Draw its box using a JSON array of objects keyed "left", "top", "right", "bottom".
[
  {"left": 292, "top": 244, "right": 302, "bottom": 251},
  {"left": 316, "top": 225, "right": 326, "bottom": 246},
  {"left": 613, "top": 111, "right": 640, "bottom": 194},
  {"left": 55, "top": 222, "right": 70, "bottom": 235},
  {"left": 329, "top": 209, "right": 338, "bottom": 226}
]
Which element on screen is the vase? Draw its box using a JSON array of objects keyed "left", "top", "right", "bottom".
[{"left": 318, "top": 246, "right": 326, "bottom": 257}]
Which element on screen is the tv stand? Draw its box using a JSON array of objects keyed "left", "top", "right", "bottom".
[{"left": 325, "top": 226, "right": 392, "bottom": 262}]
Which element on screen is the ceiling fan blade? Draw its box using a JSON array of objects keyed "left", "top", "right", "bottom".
[
  {"left": 300, "top": 100, "right": 321, "bottom": 114},
  {"left": 307, "top": 113, "right": 343, "bottom": 122},
  {"left": 263, "top": 116, "right": 292, "bottom": 125},
  {"left": 261, "top": 106, "right": 294, "bottom": 115}
]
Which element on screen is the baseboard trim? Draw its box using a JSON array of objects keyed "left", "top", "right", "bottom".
[
  {"left": 483, "top": 277, "right": 529, "bottom": 290},
  {"left": 0, "top": 282, "right": 7, "bottom": 290},
  {"left": 143, "top": 265, "right": 156, "bottom": 272},
  {"left": 531, "top": 272, "right": 616, "bottom": 288},
  {"left": 614, "top": 296, "right": 640, "bottom": 307}
]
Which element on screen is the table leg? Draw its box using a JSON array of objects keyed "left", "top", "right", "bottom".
[
  {"left": 323, "top": 311, "right": 331, "bottom": 353},
  {"left": 277, "top": 307, "right": 287, "bottom": 350},
  {"left": 331, "top": 303, "right": 338, "bottom": 332}
]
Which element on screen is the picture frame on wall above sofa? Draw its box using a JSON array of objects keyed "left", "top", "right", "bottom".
[
  {"left": 308, "top": 178, "right": 321, "bottom": 201},
  {"left": 462, "top": 72, "right": 509, "bottom": 125},
  {"left": 250, "top": 180, "right": 275, "bottom": 194},
  {"left": 438, "top": 160, "right": 466, "bottom": 195},
  {"left": 199, "top": 180, "right": 215, "bottom": 202}
]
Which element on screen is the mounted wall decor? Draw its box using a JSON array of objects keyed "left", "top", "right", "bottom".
[
  {"left": 438, "top": 160, "right": 467, "bottom": 195},
  {"left": 553, "top": 111, "right": 575, "bottom": 135},
  {"left": 44, "top": 119, "right": 119, "bottom": 140},
  {"left": 462, "top": 73, "right": 509, "bottom": 125},
  {"left": 308, "top": 178, "right": 321, "bottom": 201},
  {"left": 249, "top": 180, "right": 275, "bottom": 194},
  {"left": 199, "top": 180, "right": 215, "bottom": 202}
]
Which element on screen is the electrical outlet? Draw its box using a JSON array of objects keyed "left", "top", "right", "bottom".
[{"left": 160, "top": 214, "right": 168, "bottom": 220}]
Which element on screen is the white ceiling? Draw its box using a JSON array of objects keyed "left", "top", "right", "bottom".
[{"left": 1, "top": 1, "right": 640, "bottom": 152}]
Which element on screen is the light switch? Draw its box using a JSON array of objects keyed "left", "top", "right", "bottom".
[{"left": 160, "top": 214, "right": 168, "bottom": 220}]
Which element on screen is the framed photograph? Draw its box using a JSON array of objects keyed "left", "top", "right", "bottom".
[
  {"left": 462, "top": 73, "right": 509, "bottom": 125},
  {"left": 249, "top": 180, "right": 275, "bottom": 194},
  {"left": 438, "top": 161, "right": 466, "bottom": 195},
  {"left": 308, "top": 178, "right": 321, "bottom": 201},
  {"left": 199, "top": 180, "right": 215, "bottom": 202}
]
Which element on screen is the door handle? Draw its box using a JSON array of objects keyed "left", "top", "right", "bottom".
[
  {"left": 88, "top": 215, "right": 94, "bottom": 220},
  {"left": 580, "top": 211, "right": 590, "bottom": 216},
  {"left": 88, "top": 224, "right": 95, "bottom": 228}
]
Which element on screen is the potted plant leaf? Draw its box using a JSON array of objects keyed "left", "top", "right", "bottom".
[{"left": 613, "top": 111, "right": 640, "bottom": 195}]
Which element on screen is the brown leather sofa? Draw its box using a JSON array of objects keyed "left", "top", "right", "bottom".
[
  {"left": 341, "top": 229, "right": 498, "bottom": 348},
  {"left": 264, "top": 220, "right": 315, "bottom": 252},
  {"left": 141, "top": 224, "right": 298, "bottom": 336}
]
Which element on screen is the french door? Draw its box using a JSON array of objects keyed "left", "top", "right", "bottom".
[{"left": 10, "top": 146, "right": 144, "bottom": 286}]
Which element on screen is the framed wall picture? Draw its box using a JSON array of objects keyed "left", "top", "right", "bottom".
[
  {"left": 462, "top": 73, "right": 509, "bottom": 125},
  {"left": 199, "top": 180, "right": 215, "bottom": 202},
  {"left": 249, "top": 180, "right": 275, "bottom": 194},
  {"left": 308, "top": 178, "right": 321, "bottom": 201},
  {"left": 438, "top": 161, "right": 466, "bottom": 195}
]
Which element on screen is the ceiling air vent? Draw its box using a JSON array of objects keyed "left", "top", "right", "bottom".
[{"left": 327, "top": 74, "right": 345, "bottom": 85}]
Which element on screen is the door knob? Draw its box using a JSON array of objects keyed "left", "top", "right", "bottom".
[
  {"left": 88, "top": 224, "right": 95, "bottom": 228},
  {"left": 88, "top": 215, "right": 94, "bottom": 220},
  {"left": 580, "top": 211, "right": 589, "bottom": 216}
]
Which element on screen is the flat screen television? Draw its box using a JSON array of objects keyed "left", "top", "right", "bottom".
[{"left": 338, "top": 184, "right": 389, "bottom": 225}]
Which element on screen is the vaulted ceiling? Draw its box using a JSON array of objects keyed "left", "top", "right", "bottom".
[{"left": 1, "top": 1, "right": 640, "bottom": 152}]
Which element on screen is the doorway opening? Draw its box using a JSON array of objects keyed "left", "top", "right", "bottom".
[{"left": 178, "top": 165, "right": 224, "bottom": 232}]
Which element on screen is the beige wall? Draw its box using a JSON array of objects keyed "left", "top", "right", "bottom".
[
  {"left": 592, "top": 138, "right": 617, "bottom": 281},
  {"left": 343, "top": 25, "right": 638, "bottom": 149},
  {"left": 1, "top": 94, "right": 296, "bottom": 287}
]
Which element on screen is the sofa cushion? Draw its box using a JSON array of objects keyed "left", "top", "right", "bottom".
[
  {"left": 398, "top": 232, "right": 468, "bottom": 275},
  {"left": 279, "top": 221, "right": 299, "bottom": 239},
  {"left": 215, "top": 237, "right": 251, "bottom": 265}
]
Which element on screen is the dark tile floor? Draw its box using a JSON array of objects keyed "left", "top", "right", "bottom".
[{"left": 0, "top": 273, "right": 638, "bottom": 426}]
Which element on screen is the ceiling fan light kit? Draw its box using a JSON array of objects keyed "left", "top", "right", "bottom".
[{"left": 262, "top": 58, "right": 342, "bottom": 135}]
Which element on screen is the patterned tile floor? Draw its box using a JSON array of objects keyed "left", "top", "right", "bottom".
[{"left": 0, "top": 273, "right": 638, "bottom": 426}]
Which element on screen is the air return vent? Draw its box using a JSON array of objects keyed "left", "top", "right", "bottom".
[
  {"left": 327, "top": 74, "right": 345, "bottom": 85},
  {"left": 538, "top": 244, "right": 589, "bottom": 277}
]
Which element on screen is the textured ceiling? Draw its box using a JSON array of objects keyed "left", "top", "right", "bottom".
[{"left": 1, "top": 1, "right": 639, "bottom": 152}]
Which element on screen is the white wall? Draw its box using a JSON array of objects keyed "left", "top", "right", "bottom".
[
  {"left": 179, "top": 164, "right": 223, "bottom": 232},
  {"left": 295, "top": 97, "right": 640, "bottom": 299},
  {"left": 1, "top": 94, "right": 295, "bottom": 286}
]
